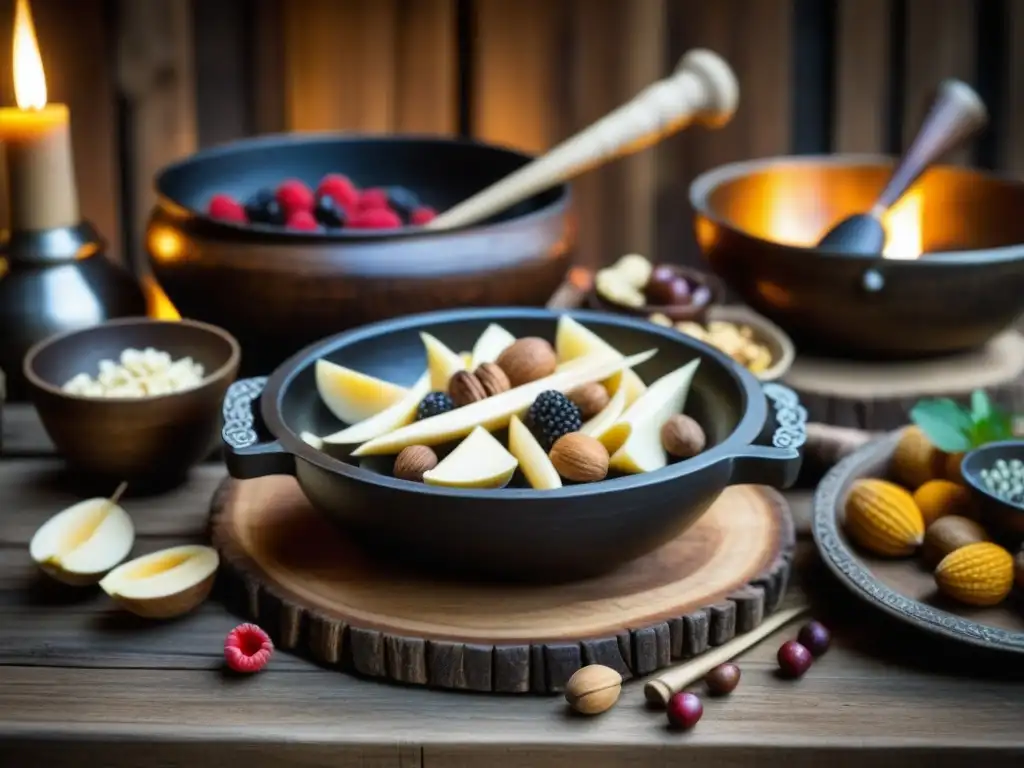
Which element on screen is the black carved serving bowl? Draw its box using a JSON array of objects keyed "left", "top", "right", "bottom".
[
  {"left": 146, "top": 134, "right": 574, "bottom": 376},
  {"left": 220, "top": 307, "right": 807, "bottom": 582},
  {"left": 690, "top": 154, "right": 1024, "bottom": 358}
]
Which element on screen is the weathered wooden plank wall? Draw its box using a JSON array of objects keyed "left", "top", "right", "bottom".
[{"left": 0, "top": 0, "right": 1021, "bottom": 279}]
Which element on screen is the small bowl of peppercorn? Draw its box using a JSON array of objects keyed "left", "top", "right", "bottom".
[
  {"left": 587, "top": 253, "right": 722, "bottom": 323},
  {"left": 961, "top": 440, "right": 1024, "bottom": 540}
]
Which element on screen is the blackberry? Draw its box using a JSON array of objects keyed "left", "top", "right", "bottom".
[
  {"left": 314, "top": 194, "right": 347, "bottom": 228},
  {"left": 528, "top": 390, "right": 582, "bottom": 448},
  {"left": 386, "top": 186, "right": 420, "bottom": 221},
  {"left": 416, "top": 391, "right": 455, "bottom": 421},
  {"left": 244, "top": 188, "right": 285, "bottom": 225}
]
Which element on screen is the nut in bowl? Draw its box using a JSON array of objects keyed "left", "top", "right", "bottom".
[
  {"left": 220, "top": 308, "right": 807, "bottom": 581},
  {"left": 587, "top": 253, "right": 721, "bottom": 323},
  {"left": 24, "top": 318, "right": 240, "bottom": 484}
]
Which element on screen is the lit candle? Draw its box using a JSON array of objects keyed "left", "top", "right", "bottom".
[{"left": 0, "top": 0, "right": 79, "bottom": 231}]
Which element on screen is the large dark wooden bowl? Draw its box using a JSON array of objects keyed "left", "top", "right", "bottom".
[
  {"left": 690, "top": 155, "right": 1024, "bottom": 358},
  {"left": 219, "top": 307, "right": 807, "bottom": 582},
  {"left": 145, "top": 134, "right": 574, "bottom": 376}
]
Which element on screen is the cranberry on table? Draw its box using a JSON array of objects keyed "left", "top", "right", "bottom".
[
  {"left": 704, "top": 662, "right": 741, "bottom": 695},
  {"left": 797, "top": 621, "right": 832, "bottom": 657},
  {"left": 777, "top": 640, "right": 813, "bottom": 678},
  {"left": 666, "top": 691, "right": 703, "bottom": 730}
]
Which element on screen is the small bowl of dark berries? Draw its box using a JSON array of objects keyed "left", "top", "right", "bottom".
[
  {"left": 961, "top": 440, "right": 1024, "bottom": 540},
  {"left": 587, "top": 253, "right": 723, "bottom": 323}
]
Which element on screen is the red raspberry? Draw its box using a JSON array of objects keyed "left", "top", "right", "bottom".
[
  {"left": 224, "top": 623, "right": 273, "bottom": 673},
  {"left": 286, "top": 209, "right": 319, "bottom": 231},
  {"left": 317, "top": 174, "right": 359, "bottom": 211},
  {"left": 207, "top": 193, "right": 247, "bottom": 223},
  {"left": 357, "top": 187, "right": 389, "bottom": 211},
  {"left": 410, "top": 206, "right": 437, "bottom": 226},
  {"left": 349, "top": 207, "right": 403, "bottom": 230},
  {"left": 276, "top": 179, "right": 315, "bottom": 215}
]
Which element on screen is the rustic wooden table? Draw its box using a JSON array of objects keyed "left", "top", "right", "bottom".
[{"left": 1, "top": 404, "right": 1021, "bottom": 768}]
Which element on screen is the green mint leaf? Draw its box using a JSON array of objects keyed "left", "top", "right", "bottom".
[
  {"left": 910, "top": 399, "right": 974, "bottom": 452},
  {"left": 970, "top": 389, "right": 993, "bottom": 424},
  {"left": 969, "top": 405, "right": 1015, "bottom": 446}
]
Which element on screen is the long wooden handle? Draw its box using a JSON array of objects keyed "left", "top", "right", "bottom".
[
  {"left": 642, "top": 604, "right": 809, "bottom": 706},
  {"left": 427, "top": 49, "right": 739, "bottom": 231},
  {"left": 871, "top": 79, "right": 987, "bottom": 216}
]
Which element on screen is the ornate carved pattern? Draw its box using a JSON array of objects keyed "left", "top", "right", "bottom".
[
  {"left": 221, "top": 377, "right": 268, "bottom": 450},
  {"left": 762, "top": 383, "right": 808, "bottom": 451}
]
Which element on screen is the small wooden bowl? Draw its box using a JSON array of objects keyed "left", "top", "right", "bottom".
[
  {"left": 23, "top": 318, "right": 240, "bottom": 483},
  {"left": 587, "top": 265, "right": 723, "bottom": 323},
  {"left": 703, "top": 305, "right": 796, "bottom": 383},
  {"left": 961, "top": 440, "right": 1024, "bottom": 541}
]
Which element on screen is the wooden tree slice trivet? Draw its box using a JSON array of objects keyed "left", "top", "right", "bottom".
[
  {"left": 209, "top": 475, "right": 795, "bottom": 694},
  {"left": 783, "top": 330, "right": 1024, "bottom": 432}
]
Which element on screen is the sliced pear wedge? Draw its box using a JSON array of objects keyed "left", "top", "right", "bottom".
[
  {"left": 315, "top": 359, "right": 407, "bottom": 424},
  {"left": 607, "top": 359, "right": 701, "bottom": 474},
  {"left": 421, "top": 332, "right": 466, "bottom": 390},
  {"left": 580, "top": 385, "right": 628, "bottom": 452},
  {"left": 353, "top": 349, "right": 656, "bottom": 456},
  {"left": 508, "top": 415, "right": 562, "bottom": 489},
  {"left": 423, "top": 426, "right": 518, "bottom": 489},
  {"left": 311, "top": 371, "right": 431, "bottom": 446},
  {"left": 555, "top": 316, "right": 647, "bottom": 406},
  {"left": 99, "top": 544, "right": 219, "bottom": 619},
  {"left": 470, "top": 323, "right": 516, "bottom": 367},
  {"left": 29, "top": 487, "right": 135, "bottom": 586}
]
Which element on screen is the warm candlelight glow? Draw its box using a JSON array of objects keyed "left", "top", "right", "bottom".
[
  {"left": 13, "top": 0, "right": 46, "bottom": 110},
  {"left": 881, "top": 187, "right": 924, "bottom": 260}
]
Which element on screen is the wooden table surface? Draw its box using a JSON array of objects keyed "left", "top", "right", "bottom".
[{"left": 1, "top": 404, "right": 1021, "bottom": 768}]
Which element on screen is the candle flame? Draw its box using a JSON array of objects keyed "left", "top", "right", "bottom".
[{"left": 13, "top": 0, "right": 47, "bottom": 110}]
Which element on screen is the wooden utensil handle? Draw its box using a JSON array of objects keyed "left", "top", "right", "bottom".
[
  {"left": 427, "top": 49, "right": 738, "bottom": 231},
  {"left": 872, "top": 79, "right": 987, "bottom": 215},
  {"left": 643, "top": 604, "right": 809, "bottom": 706}
]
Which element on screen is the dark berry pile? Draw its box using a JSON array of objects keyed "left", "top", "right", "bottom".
[
  {"left": 528, "top": 390, "right": 582, "bottom": 449},
  {"left": 206, "top": 174, "right": 437, "bottom": 232},
  {"left": 416, "top": 391, "right": 455, "bottom": 421}
]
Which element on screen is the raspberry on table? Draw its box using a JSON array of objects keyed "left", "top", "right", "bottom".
[
  {"left": 528, "top": 390, "right": 582, "bottom": 449},
  {"left": 410, "top": 206, "right": 437, "bottom": 226},
  {"left": 316, "top": 174, "right": 359, "bottom": 211},
  {"left": 207, "top": 193, "right": 247, "bottom": 224},
  {"left": 224, "top": 623, "right": 274, "bottom": 673},
  {"left": 286, "top": 209, "right": 319, "bottom": 231},
  {"left": 276, "top": 179, "right": 315, "bottom": 216},
  {"left": 349, "top": 207, "right": 402, "bottom": 230}
]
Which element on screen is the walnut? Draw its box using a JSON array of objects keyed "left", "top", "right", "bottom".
[{"left": 448, "top": 370, "right": 487, "bottom": 407}]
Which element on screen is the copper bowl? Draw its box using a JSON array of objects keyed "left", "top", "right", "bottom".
[
  {"left": 690, "top": 155, "right": 1024, "bottom": 358},
  {"left": 145, "top": 134, "right": 574, "bottom": 375}
]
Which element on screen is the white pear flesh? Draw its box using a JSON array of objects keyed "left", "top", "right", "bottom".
[
  {"left": 508, "top": 415, "right": 562, "bottom": 490},
  {"left": 29, "top": 497, "right": 135, "bottom": 586},
  {"left": 554, "top": 315, "right": 647, "bottom": 406},
  {"left": 470, "top": 323, "right": 516, "bottom": 367},
  {"left": 315, "top": 359, "right": 407, "bottom": 425},
  {"left": 607, "top": 359, "right": 701, "bottom": 474},
  {"left": 99, "top": 544, "right": 219, "bottom": 619},
  {"left": 352, "top": 349, "right": 656, "bottom": 456},
  {"left": 421, "top": 332, "right": 467, "bottom": 390},
  {"left": 580, "top": 385, "right": 628, "bottom": 451},
  {"left": 423, "top": 426, "right": 519, "bottom": 489},
  {"left": 315, "top": 371, "right": 431, "bottom": 445}
]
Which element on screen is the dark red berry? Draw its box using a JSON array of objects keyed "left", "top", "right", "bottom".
[
  {"left": 704, "top": 662, "right": 741, "bottom": 695},
  {"left": 777, "top": 640, "right": 813, "bottom": 678},
  {"left": 666, "top": 691, "right": 703, "bottom": 730},
  {"left": 286, "top": 209, "right": 319, "bottom": 231},
  {"left": 410, "top": 206, "right": 437, "bottom": 226},
  {"left": 357, "top": 187, "right": 390, "bottom": 211},
  {"left": 276, "top": 179, "right": 315, "bottom": 216},
  {"left": 797, "top": 621, "right": 832, "bottom": 657},
  {"left": 224, "top": 623, "right": 274, "bottom": 673},
  {"left": 349, "top": 207, "right": 402, "bottom": 230},
  {"left": 316, "top": 174, "right": 359, "bottom": 211},
  {"left": 207, "top": 193, "right": 247, "bottom": 224}
]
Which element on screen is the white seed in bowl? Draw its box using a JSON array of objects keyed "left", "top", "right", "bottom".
[{"left": 61, "top": 347, "right": 206, "bottom": 398}]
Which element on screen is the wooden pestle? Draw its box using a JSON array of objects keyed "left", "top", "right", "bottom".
[{"left": 427, "top": 49, "right": 739, "bottom": 231}]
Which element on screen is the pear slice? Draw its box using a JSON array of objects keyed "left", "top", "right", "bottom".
[
  {"left": 423, "top": 426, "right": 518, "bottom": 489},
  {"left": 99, "top": 544, "right": 219, "bottom": 619},
  {"left": 353, "top": 349, "right": 656, "bottom": 456},
  {"left": 315, "top": 359, "right": 407, "bottom": 425},
  {"left": 421, "top": 332, "right": 467, "bottom": 390},
  {"left": 607, "top": 359, "right": 701, "bottom": 474},
  {"left": 580, "top": 385, "right": 628, "bottom": 451},
  {"left": 29, "top": 488, "right": 135, "bottom": 586},
  {"left": 313, "top": 371, "right": 431, "bottom": 446},
  {"left": 470, "top": 323, "right": 517, "bottom": 367},
  {"left": 555, "top": 315, "right": 647, "bottom": 406},
  {"left": 460, "top": 351, "right": 473, "bottom": 367},
  {"left": 508, "top": 415, "right": 562, "bottom": 489}
]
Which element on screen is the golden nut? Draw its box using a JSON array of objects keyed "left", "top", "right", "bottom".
[
  {"left": 568, "top": 382, "right": 611, "bottom": 420},
  {"left": 393, "top": 445, "right": 439, "bottom": 482},
  {"left": 921, "top": 515, "right": 989, "bottom": 569},
  {"left": 496, "top": 337, "right": 557, "bottom": 387},
  {"left": 448, "top": 370, "right": 488, "bottom": 407},
  {"left": 549, "top": 433, "right": 609, "bottom": 483},
  {"left": 474, "top": 362, "right": 511, "bottom": 397},
  {"left": 660, "top": 414, "right": 706, "bottom": 459},
  {"left": 565, "top": 664, "right": 622, "bottom": 715}
]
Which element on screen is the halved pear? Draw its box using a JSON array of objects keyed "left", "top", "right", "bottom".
[
  {"left": 460, "top": 351, "right": 473, "bottom": 367},
  {"left": 29, "top": 496, "right": 135, "bottom": 586},
  {"left": 554, "top": 316, "right": 647, "bottom": 406},
  {"left": 470, "top": 323, "right": 516, "bottom": 367},
  {"left": 99, "top": 544, "right": 219, "bottom": 619},
  {"left": 313, "top": 371, "right": 431, "bottom": 446},
  {"left": 421, "top": 332, "right": 466, "bottom": 390},
  {"left": 580, "top": 385, "right": 628, "bottom": 451},
  {"left": 423, "top": 426, "right": 518, "bottom": 489},
  {"left": 315, "top": 359, "right": 407, "bottom": 425},
  {"left": 353, "top": 349, "right": 657, "bottom": 456},
  {"left": 607, "top": 359, "right": 701, "bottom": 474},
  {"left": 508, "top": 415, "right": 562, "bottom": 489}
]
